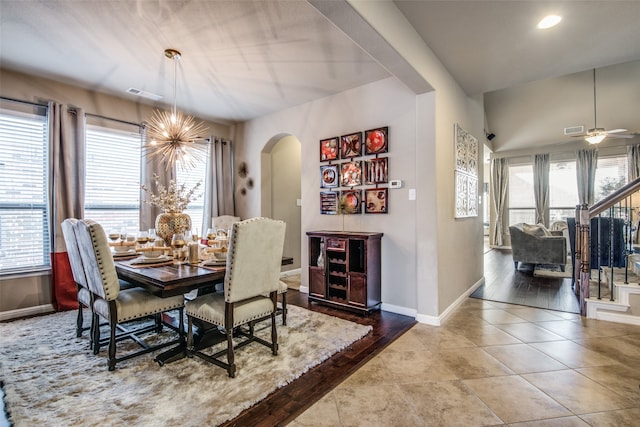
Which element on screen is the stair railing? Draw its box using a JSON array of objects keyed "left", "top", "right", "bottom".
[{"left": 575, "top": 177, "right": 640, "bottom": 315}]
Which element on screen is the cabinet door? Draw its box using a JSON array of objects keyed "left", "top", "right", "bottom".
[
  {"left": 309, "top": 267, "right": 326, "bottom": 298},
  {"left": 348, "top": 273, "right": 367, "bottom": 306}
]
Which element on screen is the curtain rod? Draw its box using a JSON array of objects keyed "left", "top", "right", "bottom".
[
  {"left": 0, "top": 96, "right": 48, "bottom": 108},
  {"left": 84, "top": 112, "right": 141, "bottom": 128}
]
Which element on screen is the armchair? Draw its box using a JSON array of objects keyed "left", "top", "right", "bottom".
[{"left": 509, "top": 223, "right": 567, "bottom": 271}]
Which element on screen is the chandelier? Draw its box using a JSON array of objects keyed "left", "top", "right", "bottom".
[{"left": 144, "top": 49, "right": 208, "bottom": 171}]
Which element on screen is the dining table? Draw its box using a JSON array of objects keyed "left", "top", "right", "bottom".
[{"left": 114, "top": 255, "right": 294, "bottom": 365}]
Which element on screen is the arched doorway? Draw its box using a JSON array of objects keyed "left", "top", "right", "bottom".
[{"left": 261, "top": 134, "right": 302, "bottom": 272}]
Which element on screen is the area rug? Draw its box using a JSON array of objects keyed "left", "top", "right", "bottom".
[
  {"left": 0, "top": 305, "right": 371, "bottom": 426},
  {"left": 533, "top": 262, "right": 572, "bottom": 278}
]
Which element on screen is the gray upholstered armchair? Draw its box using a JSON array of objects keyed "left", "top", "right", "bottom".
[{"left": 509, "top": 223, "right": 567, "bottom": 271}]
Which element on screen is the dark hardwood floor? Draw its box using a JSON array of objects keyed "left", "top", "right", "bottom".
[
  {"left": 472, "top": 248, "right": 580, "bottom": 313},
  {"left": 221, "top": 291, "right": 416, "bottom": 427}
]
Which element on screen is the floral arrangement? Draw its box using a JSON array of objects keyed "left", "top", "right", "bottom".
[{"left": 141, "top": 173, "right": 201, "bottom": 213}]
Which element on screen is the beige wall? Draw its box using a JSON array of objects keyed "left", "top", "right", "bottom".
[{"left": 0, "top": 69, "right": 232, "bottom": 315}]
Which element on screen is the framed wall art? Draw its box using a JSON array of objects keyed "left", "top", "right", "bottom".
[
  {"left": 453, "top": 123, "right": 478, "bottom": 218},
  {"left": 320, "top": 164, "right": 339, "bottom": 188},
  {"left": 340, "top": 161, "right": 362, "bottom": 187},
  {"left": 364, "top": 127, "right": 388, "bottom": 155},
  {"left": 454, "top": 123, "right": 478, "bottom": 176},
  {"left": 365, "top": 188, "right": 388, "bottom": 214},
  {"left": 320, "top": 191, "right": 338, "bottom": 215},
  {"left": 364, "top": 157, "right": 388, "bottom": 184},
  {"left": 454, "top": 170, "right": 478, "bottom": 218},
  {"left": 340, "top": 132, "right": 362, "bottom": 158},
  {"left": 340, "top": 190, "right": 362, "bottom": 214},
  {"left": 320, "top": 137, "right": 339, "bottom": 162}
]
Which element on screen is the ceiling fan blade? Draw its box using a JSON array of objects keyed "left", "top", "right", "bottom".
[
  {"left": 606, "top": 128, "right": 628, "bottom": 134},
  {"left": 607, "top": 133, "right": 634, "bottom": 139}
]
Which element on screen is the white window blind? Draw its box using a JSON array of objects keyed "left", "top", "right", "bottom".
[
  {"left": 595, "top": 155, "right": 628, "bottom": 202},
  {"left": 549, "top": 160, "right": 578, "bottom": 222},
  {"left": 175, "top": 142, "right": 208, "bottom": 236},
  {"left": 0, "top": 102, "right": 50, "bottom": 273},
  {"left": 85, "top": 124, "right": 142, "bottom": 234}
]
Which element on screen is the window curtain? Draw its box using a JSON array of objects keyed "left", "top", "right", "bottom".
[
  {"left": 491, "top": 157, "right": 509, "bottom": 246},
  {"left": 576, "top": 149, "right": 598, "bottom": 205},
  {"left": 49, "top": 102, "right": 85, "bottom": 311},
  {"left": 202, "top": 138, "right": 235, "bottom": 233},
  {"left": 533, "top": 153, "right": 549, "bottom": 226}
]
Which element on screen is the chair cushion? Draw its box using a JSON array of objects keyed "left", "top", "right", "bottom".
[
  {"left": 521, "top": 223, "right": 552, "bottom": 237},
  {"left": 93, "top": 288, "right": 184, "bottom": 323},
  {"left": 185, "top": 292, "right": 274, "bottom": 328}
]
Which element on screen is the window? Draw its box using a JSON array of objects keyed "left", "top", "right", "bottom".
[
  {"left": 85, "top": 124, "right": 142, "bottom": 235},
  {"left": 508, "top": 163, "right": 535, "bottom": 225},
  {"left": 549, "top": 160, "right": 578, "bottom": 222},
  {"left": 595, "top": 155, "right": 628, "bottom": 202},
  {"left": 175, "top": 142, "right": 208, "bottom": 236},
  {"left": 0, "top": 101, "right": 50, "bottom": 273}
]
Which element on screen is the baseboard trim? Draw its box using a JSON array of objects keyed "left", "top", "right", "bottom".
[
  {"left": 280, "top": 268, "right": 301, "bottom": 278},
  {"left": 0, "top": 304, "right": 55, "bottom": 322},
  {"left": 299, "top": 285, "right": 309, "bottom": 294},
  {"left": 596, "top": 311, "right": 640, "bottom": 326},
  {"left": 380, "top": 303, "right": 417, "bottom": 318},
  {"left": 415, "top": 277, "right": 485, "bottom": 326}
]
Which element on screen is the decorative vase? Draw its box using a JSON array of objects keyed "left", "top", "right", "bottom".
[{"left": 155, "top": 212, "right": 192, "bottom": 246}]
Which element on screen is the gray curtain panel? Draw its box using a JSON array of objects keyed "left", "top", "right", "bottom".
[
  {"left": 533, "top": 153, "right": 550, "bottom": 226},
  {"left": 491, "top": 157, "right": 509, "bottom": 246},
  {"left": 202, "top": 138, "right": 235, "bottom": 233},
  {"left": 627, "top": 144, "right": 640, "bottom": 181},
  {"left": 576, "top": 149, "right": 597, "bottom": 205}
]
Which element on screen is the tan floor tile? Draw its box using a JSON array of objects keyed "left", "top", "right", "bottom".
[
  {"left": 438, "top": 347, "right": 515, "bottom": 379},
  {"left": 401, "top": 380, "right": 503, "bottom": 426},
  {"left": 406, "top": 323, "right": 478, "bottom": 349},
  {"left": 289, "top": 392, "right": 341, "bottom": 427},
  {"left": 483, "top": 344, "right": 567, "bottom": 374},
  {"left": 579, "top": 407, "right": 640, "bottom": 427},
  {"left": 463, "top": 327, "right": 523, "bottom": 347},
  {"left": 507, "top": 416, "right": 590, "bottom": 426},
  {"left": 504, "top": 308, "right": 565, "bottom": 322},
  {"left": 378, "top": 349, "right": 459, "bottom": 383},
  {"left": 575, "top": 334, "right": 640, "bottom": 367},
  {"left": 333, "top": 384, "right": 423, "bottom": 427},
  {"left": 530, "top": 340, "right": 620, "bottom": 368},
  {"left": 477, "top": 309, "right": 529, "bottom": 325},
  {"left": 383, "top": 326, "right": 432, "bottom": 353},
  {"left": 464, "top": 375, "right": 572, "bottom": 423},
  {"left": 522, "top": 370, "right": 636, "bottom": 414},
  {"left": 536, "top": 318, "right": 640, "bottom": 340},
  {"left": 341, "top": 355, "right": 393, "bottom": 387},
  {"left": 496, "top": 323, "right": 566, "bottom": 343},
  {"left": 576, "top": 364, "right": 640, "bottom": 403}
]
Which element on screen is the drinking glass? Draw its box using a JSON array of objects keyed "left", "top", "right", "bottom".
[
  {"left": 171, "top": 233, "right": 187, "bottom": 264},
  {"left": 191, "top": 227, "right": 199, "bottom": 243},
  {"left": 136, "top": 230, "right": 149, "bottom": 247},
  {"left": 206, "top": 227, "right": 216, "bottom": 246},
  {"left": 108, "top": 228, "right": 120, "bottom": 242},
  {"left": 148, "top": 228, "right": 157, "bottom": 242}
]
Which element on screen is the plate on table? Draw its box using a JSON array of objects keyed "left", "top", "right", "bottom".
[
  {"left": 112, "top": 249, "right": 137, "bottom": 257},
  {"left": 201, "top": 258, "right": 227, "bottom": 266},
  {"left": 133, "top": 255, "right": 172, "bottom": 264}
]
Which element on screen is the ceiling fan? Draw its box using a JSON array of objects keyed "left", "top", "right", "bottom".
[{"left": 572, "top": 69, "right": 635, "bottom": 144}]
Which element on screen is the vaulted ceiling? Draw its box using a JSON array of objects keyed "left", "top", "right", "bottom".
[{"left": 1, "top": 1, "right": 639, "bottom": 151}]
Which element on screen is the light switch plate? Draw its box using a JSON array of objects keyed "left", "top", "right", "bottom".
[{"left": 409, "top": 188, "right": 416, "bottom": 200}]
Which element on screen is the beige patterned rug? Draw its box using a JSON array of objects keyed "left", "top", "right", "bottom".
[{"left": 0, "top": 305, "right": 371, "bottom": 426}]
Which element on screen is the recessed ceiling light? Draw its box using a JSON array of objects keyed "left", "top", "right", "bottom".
[{"left": 537, "top": 15, "right": 562, "bottom": 29}]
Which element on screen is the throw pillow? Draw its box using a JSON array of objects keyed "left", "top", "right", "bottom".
[{"left": 522, "top": 223, "right": 552, "bottom": 237}]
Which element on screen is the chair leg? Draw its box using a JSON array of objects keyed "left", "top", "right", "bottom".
[
  {"left": 281, "top": 292, "right": 287, "bottom": 326},
  {"left": 76, "top": 303, "right": 84, "bottom": 337},
  {"left": 271, "top": 311, "right": 278, "bottom": 356},
  {"left": 108, "top": 321, "right": 117, "bottom": 371},
  {"left": 514, "top": 261, "right": 518, "bottom": 270},
  {"left": 92, "top": 313, "right": 100, "bottom": 355},
  {"left": 226, "top": 328, "right": 236, "bottom": 378}
]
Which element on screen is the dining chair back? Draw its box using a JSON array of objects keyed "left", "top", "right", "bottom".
[
  {"left": 74, "top": 219, "right": 185, "bottom": 370},
  {"left": 61, "top": 218, "right": 92, "bottom": 338},
  {"left": 212, "top": 215, "right": 240, "bottom": 233},
  {"left": 185, "top": 217, "right": 286, "bottom": 377}
]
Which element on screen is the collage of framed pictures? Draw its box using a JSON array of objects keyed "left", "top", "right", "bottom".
[{"left": 319, "top": 126, "right": 389, "bottom": 215}]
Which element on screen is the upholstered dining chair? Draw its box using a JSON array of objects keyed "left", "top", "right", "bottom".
[
  {"left": 74, "top": 219, "right": 185, "bottom": 371},
  {"left": 211, "top": 215, "right": 240, "bottom": 233},
  {"left": 60, "top": 218, "right": 93, "bottom": 340},
  {"left": 186, "top": 217, "right": 286, "bottom": 377}
]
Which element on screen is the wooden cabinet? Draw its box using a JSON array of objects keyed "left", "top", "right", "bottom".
[{"left": 307, "top": 231, "right": 382, "bottom": 314}]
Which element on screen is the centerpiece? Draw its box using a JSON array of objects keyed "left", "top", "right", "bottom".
[{"left": 141, "top": 173, "right": 201, "bottom": 245}]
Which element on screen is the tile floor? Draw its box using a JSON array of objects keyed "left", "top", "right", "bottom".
[{"left": 289, "top": 298, "right": 640, "bottom": 426}]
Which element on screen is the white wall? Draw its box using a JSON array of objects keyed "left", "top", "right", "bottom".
[{"left": 236, "top": 77, "right": 420, "bottom": 312}]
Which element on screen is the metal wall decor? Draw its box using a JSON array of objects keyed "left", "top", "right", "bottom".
[
  {"left": 318, "top": 126, "right": 389, "bottom": 214},
  {"left": 454, "top": 123, "right": 478, "bottom": 218}
]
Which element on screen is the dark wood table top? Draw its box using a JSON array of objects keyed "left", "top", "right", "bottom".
[{"left": 115, "top": 256, "right": 294, "bottom": 298}]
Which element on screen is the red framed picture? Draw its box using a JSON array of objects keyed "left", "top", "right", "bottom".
[
  {"left": 340, "top": 132, "right": 362, "bottom": 159},
  {"left": 340, "top": 190, "right": 362, "bottom": 214},
  {"left": 340, "top": 161, "right": 362, "bottom": 187},
  {"left": 320, "top": 164, "right": 339, "bottom": 188},
  {"left": 365, "top": 188, "right": 388, "bottom": 214},
  {"left": 320, "top": 192, "right": 338, "bottom": 215},
  {"left": 320, "top": 137, "right": 339, "bottom": 161},
  {"left": 364, "top": 127, "right": 388, "bottom": 155},
  {"left": 364, "top": 157, "right": 388, "bottom": 184}
]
